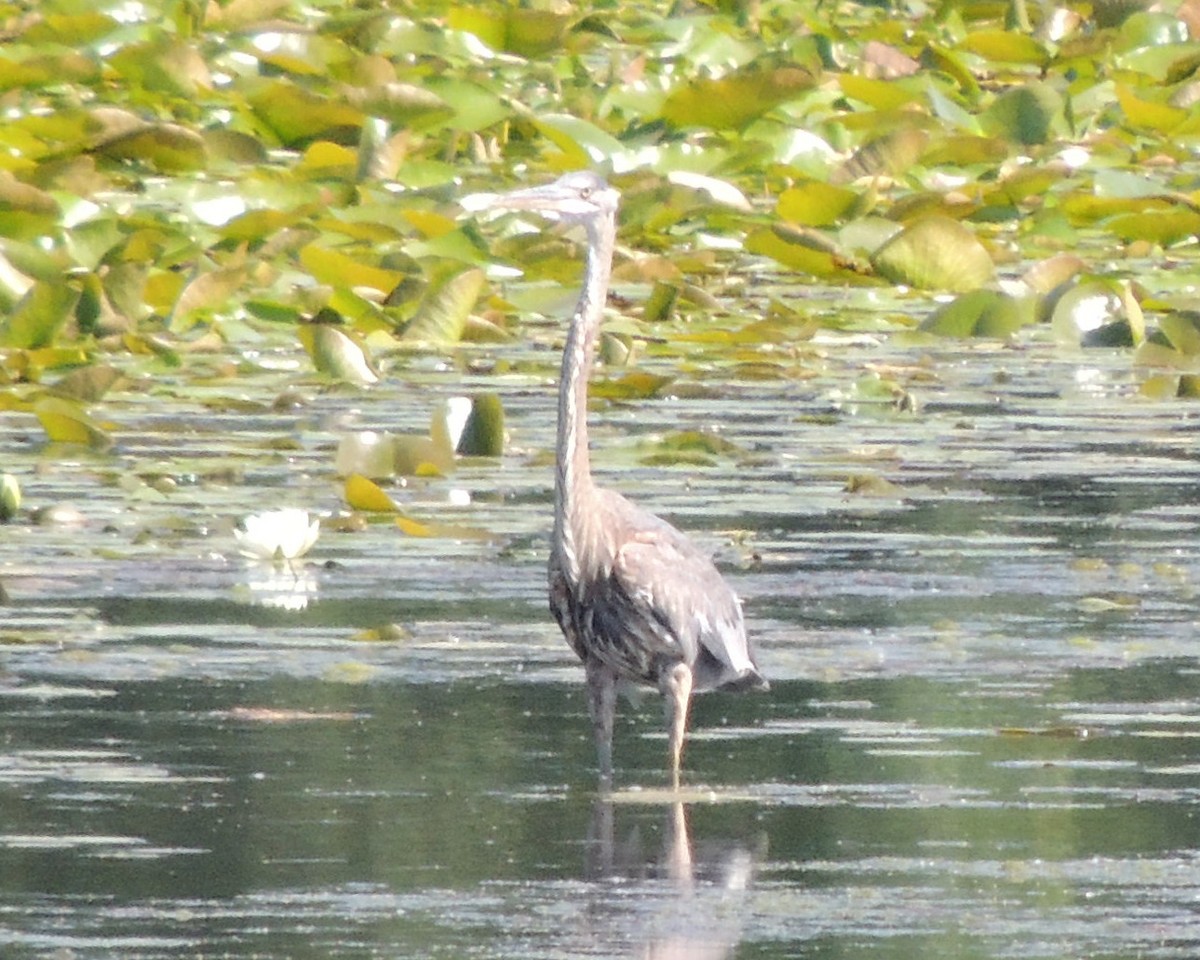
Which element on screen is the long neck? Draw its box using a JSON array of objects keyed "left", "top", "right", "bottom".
[{"left": 554, "top": 218, "right": 615, "bottom": 567}]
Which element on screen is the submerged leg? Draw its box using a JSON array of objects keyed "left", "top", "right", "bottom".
[
  {"left": 585, "top": 660, "right": 617, "bottom": 790},
  {"left": 661, "top": 661, "right": 694, "bottom": 791}
]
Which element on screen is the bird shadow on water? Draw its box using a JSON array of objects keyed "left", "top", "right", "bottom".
[{"left": 578, "top": 796, "right": 766, "bottom": 960}]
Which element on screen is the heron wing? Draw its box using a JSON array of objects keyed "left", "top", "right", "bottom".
[{"left": 591, "top": 505, "right": 757, "bottom": 691}]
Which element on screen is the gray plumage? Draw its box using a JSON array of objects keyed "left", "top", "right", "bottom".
[{"left": 475, "top": 170, "right": 766, "bottom": 789}]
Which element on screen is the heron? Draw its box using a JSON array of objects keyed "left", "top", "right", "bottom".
[{"left": 473, "top": 170, "right": 767, "bottom": 790}]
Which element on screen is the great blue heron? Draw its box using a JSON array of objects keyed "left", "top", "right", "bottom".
[{"left": 473, "top": 170, "right": 767, "bottom": 789}]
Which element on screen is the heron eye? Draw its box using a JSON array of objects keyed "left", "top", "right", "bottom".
[{"left": 579, "top": 187, "right": 591, "bottom": 199}]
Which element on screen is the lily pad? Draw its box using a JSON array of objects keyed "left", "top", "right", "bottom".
[
  {"left": 399, "top": 268, "right": 485, "bottom": 344},
  {"left": 297, "top": 323, "right": 380, "bottom": 386},
  {"left": 982, "top": 81, "right": 1064, "bottom": 145},
  {"left": 662, "top": 67, "right": 814, "bottom": 131},
  {"left": 32, "top": 395, "right": 113, "bottom": 450},
  {"left": 0, "top": 281, "right": 79, "bottom": 350},
  {"left": 1050, "top": 279, "right": 1144, "bottom": 347},
  {"left": 454, "top": 393, "right": 505, "bottom": 457},
  {"left": 447, "top": 6, "right": 571, "bottom": 57},
  {"left": 871, "top": 217, "right": 994, "bottom": 292},
  {"left": 920, "top": 290, "right": 1034, "bottom": 338},
  {"left": 345, "top": 473, "right": 398, "bottom": 512}
]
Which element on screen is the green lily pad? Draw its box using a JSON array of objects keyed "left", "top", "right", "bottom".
[
  {"left": 1050, "top": 279, "right": 1145, "bottom": 347},
  {"left": 93, "top": 122, "right": 208, "bottom": 173},
  {"left": 297, "top": 323, "right": 380, "bottom": 385},
  {"left": 249, "top": 80, "right": 364, "bottom": 146},
  {"left": 777, "top": 181, "right": 858, "bottom": 227},
  {"left": 345, "top": 83, "right": 454, "bottom": 130},
  {"left": 921, "top": 290, "right": 1034, "bottom": 338},
  {"left": 746, "top": 226, "right": 844, "bottom": 278},
  {"left": 32, "top": 395, "right": 113, "bottom": 450},
  {"left": 400, "top": 268, "right": 484, "bottom": 344},
  {"left": 455, "top": 393, "right": 505, "bottom": 457},
  {"left": 836, "top": 128, "right": 929, "bottom": 183},
  {"left": 871, "top": 217, "right": 994, "bottom": 292},
  {"left": 447, "top": 6, "right": 571, "bottom": 58},
  {"left": 662, "top": 66, "right": 814, "bottom": 131},
  {"left": 1157, "top": 313, "right": 1200, "bottom": 355},
  {"left": 0, "top": 281, "right": 79, "bottom": 350},
  {"left": 982, "top": 81, "right": 1064, "bottom": 145}
]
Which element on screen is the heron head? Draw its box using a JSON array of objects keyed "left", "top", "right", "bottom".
[{"left": 466, "top": 171, "right": 619, "bottom": 231}]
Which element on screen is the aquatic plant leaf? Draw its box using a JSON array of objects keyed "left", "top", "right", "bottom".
[
  {"left": 107, "top": 38, "right": 211, "bottom": 98},
  {"left": 745, "top": 227, "right": 841, "bottom": 277},
  {"left": 431, "top": 397, "right": 471, "bottom": 455},
  {"left": 447, "top": 6, "right": 571, "bottom": 57},
  {"left": 297, "top": 324, "right": 380, "bottom": 386},
  {"left": 300, "top": 245, "right": 403, "bottom": 294},
  {"left": 643, "top": 281, "right": 679, "bottom": 323},
  {"left": 982, "top": 82, "right": 1064, "bottom": 145},
  {"left": 920, "top": 290, "right": 1033, "bottom": 338},
  {"left": 298, "top": 141, "right": 356, "bottom": 176},
  {"left": 400, "top": 268, "right": 484, "bottom": 343},
  {"left": 345, "top": 83, "right": 453, "bottom": 129},
  {"left": 0, "top": 281, "right": 79, "bottom": 350},
  {"left": 455, "top": 393, "right": 505, "bottom": 456},
  {"left": 666, "top": 172, "right": 751, "bottom": 211},
  {"left": 395, "top": 514, "right": 435, "bottom": 537},
  {"left": 0, "top": 172, "right": 57, "bottom": 219},
  {"left": 172, "top": 267, "right": 246, "bottom": 326},
  {"left": 838, "top": 74, "right": 922, "bottom": 110},
  {"left": 50, "top": 364, "right": 123, "bottom": 402},
  {"left": 920, "top": 44, "right": 981, "bottom": 100},
  {"left": 1021, "top": 254, "right": 1086, "bottom": 295},
  {"left": 393, "top": 435, "right": 454, "bottom": 476},
  {"left": 1105, "top": 208, "right": 1200, "bottom": 245},
  {"left": 871, "top": 217, "right": 994, "bottom": 292},
  {"left": 345, "top": 473, "right": 398, "bottom": 512},
  {"left": 335, "top": 431, "right": 397, "bottom": 479},
  {"left": 1050, "top": 280, "right": 1144, "bottom": 347},
  {"left": 653, "top": 430, "right": 741, "bottom": 456},
  {"left": 249, "top": 80, "right": 364, "bottom": 146},
  {"left": 844, "top": 473, "right": 905, "bottom": 497},
  {"left": 962, "top": 30, "right": 1048, "bottom": 65},
  {"left": 0, "top": 473, "right": 19, "bottom": 522},
  {"left": 94, "top": 123, "right": 207, "bottom": 173},
  {"left": 836, "top": 128, "right": 929, "bottom": 183},
  {"left": 1116, "top": 10, "right": 1189, "bottom": 53},
  {"left": 32, "top": 395, "right": 113, "bottom": 450},
  {"left": 22, "top": 12, "right": 118, "bottom": 45},
  {"left": 202, "top": 0, "right": 291, "bottom": 27},
  {"left": 0, "top": 250, "right": 34, "bottom": 308},
  {"left": 1156, "top": 314, "right": 1200, "bottom": 355},
  {"left": 534, "top": 114, "right": 625, "bottom": 166},
  {"left": 424, "top": 77, "right": 510, "bottom": 132},
  {"left": 590, "top": 371, "right": 673, "bottom": 400},
  {"left": 1116, "top": 84, "right": 1187, "bottom": 133},
  {"left": 777, "top": 182, "right": 858, "bottom": 227},
  {"left": 661, "top": 67, "right": 814, "bottom": 131}
]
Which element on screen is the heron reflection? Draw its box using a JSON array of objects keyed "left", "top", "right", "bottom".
[{"left": 583, "top": 797, "right": 763, "bottom": 959}]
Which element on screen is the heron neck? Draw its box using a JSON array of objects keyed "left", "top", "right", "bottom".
[{"left": 555, "top": 220, "right": 615, "bottom": 554}]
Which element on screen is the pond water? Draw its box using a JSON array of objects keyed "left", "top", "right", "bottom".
[{"left": 3, "top": 314, "right": 1200, "bottom": 958}]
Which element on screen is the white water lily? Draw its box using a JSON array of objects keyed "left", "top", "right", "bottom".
[{"left": 235, "top": 508, "right": 320, "bottom": 563}]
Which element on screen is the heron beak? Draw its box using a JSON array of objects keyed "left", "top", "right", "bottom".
[{"left": 462, "top": 184, "right": 587, "bottom": 222}]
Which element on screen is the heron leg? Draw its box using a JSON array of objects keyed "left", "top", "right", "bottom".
[
  {"left": 664, "top": 800, "right": 694, "bottom": 887},
  {"left": 661, "top": 661, "right": 694, "bottom": 791},
  {"left": 585, "top": 660, "right": 617, "bottom": 791}
]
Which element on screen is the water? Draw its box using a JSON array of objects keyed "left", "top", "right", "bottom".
[{"left": 3, "top": 323, "right": 1200, "bottom": 957}]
